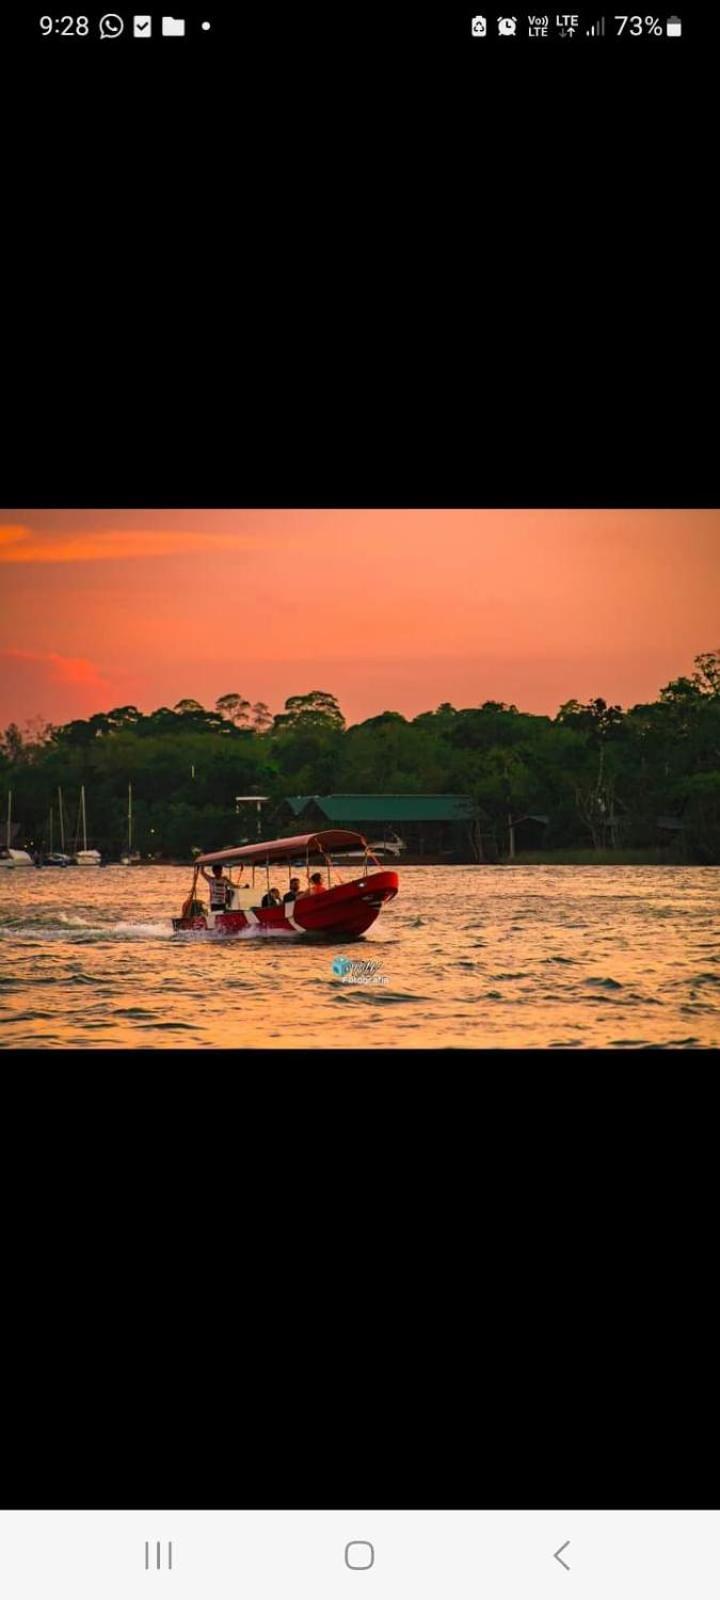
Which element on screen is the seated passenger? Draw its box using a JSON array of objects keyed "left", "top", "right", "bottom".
[
  {"left": 297, "top": 872, "right": 326, "bottom": 898},
  {"left": 261, "top": 886, "right": 282, "bottom": 908},
  {"left": 283, "top": 876, "right": 302, "bottom": 903}
]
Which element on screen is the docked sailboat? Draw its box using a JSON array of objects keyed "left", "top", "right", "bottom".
[
  {"left": 0, "top": 791, "right": 35, "bottom": 868},
  {"left": 74, "top": 785, "right": 102, "bottom": 866},
  {"left": 43, "top": 792, "right": 72, "bottom": 866},
  {"left": 342, "top": 829, "right": 406, "bottom": 862},
  {"left": 120, "top": 782, "right": 141, "bottom": 864}
]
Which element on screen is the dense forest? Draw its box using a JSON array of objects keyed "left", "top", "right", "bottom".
[{"left": 2, "top": 655, "right": 720, "bottom": 862}]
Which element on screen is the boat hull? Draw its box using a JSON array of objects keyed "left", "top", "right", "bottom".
[
  {"left": 0, "top": 850, "right": 35, "bottom": 868},
  {"left": 172, "top": 871, "right": 398, "bottom": 938}
]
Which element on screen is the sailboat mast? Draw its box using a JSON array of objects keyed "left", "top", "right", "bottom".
[
  {"left": 50, "top": 806, "right": 54, "bottom": 854},
  {"left": 81, "top": 785, "right": 87, "bottom": 853},
  {"left": 128, "top": 782, "right": 132, "bottom": 853},
  {"left": 58, "top": 786, "right": 65, "bottom": 852}
]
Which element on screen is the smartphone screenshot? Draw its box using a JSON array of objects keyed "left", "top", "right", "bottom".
[{"left": 1, "top": 0, "right": 716, "bottom": 1585}]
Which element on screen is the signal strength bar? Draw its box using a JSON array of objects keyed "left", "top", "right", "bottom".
[{"left": 586, "top": 16, "right": 606, "bottom": 33}]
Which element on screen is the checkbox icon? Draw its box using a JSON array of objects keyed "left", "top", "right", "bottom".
[{"left": 133, "top": 14, "right": 152, "bottom": 34}]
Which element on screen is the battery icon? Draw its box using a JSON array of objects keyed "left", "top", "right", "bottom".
[{"left": 666, "top": 15, "right": 682, "bottom": 34}]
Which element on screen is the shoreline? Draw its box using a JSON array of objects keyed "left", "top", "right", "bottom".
[{"left": 92, "top": 850, "right": 702, "bottom": 868}]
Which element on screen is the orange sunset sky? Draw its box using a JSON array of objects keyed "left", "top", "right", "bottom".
[{"left": 1, "top": 509, "right": 718, "bottom": 728}]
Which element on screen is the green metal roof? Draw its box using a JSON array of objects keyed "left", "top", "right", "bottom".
[
  {"left": 286, "top": 794, "right": 478, "bottom": 823},
  {"left": 285, "top": 796, "right": 314, "bottom": 816}
]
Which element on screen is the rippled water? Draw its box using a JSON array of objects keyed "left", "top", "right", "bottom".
[{"left": 0, "top": 865, "right": 718, "bottom": 1049}]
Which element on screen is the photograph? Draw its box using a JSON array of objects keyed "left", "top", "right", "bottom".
[{"left": 1, "top": 506, "right": 718, "bottom": 1050}]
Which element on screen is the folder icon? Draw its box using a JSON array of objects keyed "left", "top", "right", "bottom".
[{"left": 162, "top": 15, "right": 186, "bottom": 34}]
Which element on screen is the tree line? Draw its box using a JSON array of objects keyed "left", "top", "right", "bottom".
[{"left": 2, "top": 657, "right": 720, "bottom": 862}]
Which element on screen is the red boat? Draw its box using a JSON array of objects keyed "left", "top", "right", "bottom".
[{"left": 172, "top": 829, "right": 399, "bottom": 939}]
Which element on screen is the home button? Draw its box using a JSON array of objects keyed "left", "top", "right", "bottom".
[{"left": 345, "top": 1541, "right": 375, "bottom": 1570}]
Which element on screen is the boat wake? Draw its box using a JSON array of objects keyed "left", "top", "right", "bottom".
[
  {"left": 0, "top": 914, "right": 174, "bottom": 941},
  {"left": 1, "top": 910, "right": 310, "bottom": 943}
]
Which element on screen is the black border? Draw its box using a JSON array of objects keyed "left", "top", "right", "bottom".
[{"left": 4, "top": 1043, "right": 717, "bottom": 1509}]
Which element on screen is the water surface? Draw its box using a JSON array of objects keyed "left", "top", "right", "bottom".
[{"left": 1, "top": 865, "right": 718, "bottom": 1049}]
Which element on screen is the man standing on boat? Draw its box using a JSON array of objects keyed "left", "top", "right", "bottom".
[{"left": 201, "top": 862, "right": 235, "bottom": 911}]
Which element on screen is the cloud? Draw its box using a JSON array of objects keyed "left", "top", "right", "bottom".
[
  {"left": 1, "top": 649, "right": 113, "bottom": 694},
  {"left": 0, "top": 525, "right": 264, "bottom": 563},
  {"left": 0, "top": 525, "right": 31, "bottom": 552}
]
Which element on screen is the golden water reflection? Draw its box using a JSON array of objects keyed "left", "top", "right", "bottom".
[{"left": 1, "top": 865, "right": 718, "bottom": 1049}]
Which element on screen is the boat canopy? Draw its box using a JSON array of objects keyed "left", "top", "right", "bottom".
[{"left": 195, "top": 829, "right": 369, "bottom": 867}]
